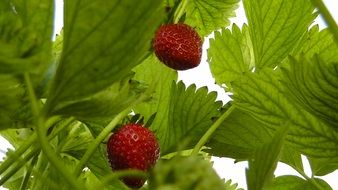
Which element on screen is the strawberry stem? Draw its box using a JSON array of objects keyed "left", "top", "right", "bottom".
[
  {"left": 191, "top": 105, "right": 235, "bottom": 155},
  {"left": 73, "top": 108, "right": 131, "bottom": 177},
  {"left": 310, "top": 0, "right": 338, "bottom": 44},
  {"left": 174, "top": 0, "right": 189, "bottom": 23},
  {"left": 24, "top": 73, "right": 83, "bottom": 190}
]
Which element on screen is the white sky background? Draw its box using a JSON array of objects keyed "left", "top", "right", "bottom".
[{"left": 0, "top": 0, "right": 337, "bottom": 189}]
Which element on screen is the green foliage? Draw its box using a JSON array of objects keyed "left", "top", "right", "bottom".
[
  {"left": 0, "top": 0, "right": 53, "bottom": 74},
  {"left": 208, "top": 24, "right": 254, "bottom": 89},
  {"left": 232, "top": 70, "right": 338, "bottom": 159},
  {"left": 242, "top": 0, "right": 317, "bottom": 70},
  {"left": 0, "top": 0, "right": 337, "bottom": 189},
  {"left": 46, "top": 0, "right": 164, "bottom": 114},
  {"left": 136, "top": 80, "right": 222, "bottom": 154},
  {"left": 206, "top": 107, "right": 273, "bottom": 159},
  {"left": 282, "top": 55, "right": 338, "bottom": 128}
]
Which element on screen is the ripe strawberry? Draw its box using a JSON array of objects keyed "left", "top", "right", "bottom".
[
  {"left": 153, "top": 23, "right": 202, "bottom": 70},
  {"left": 107, "top": 123, "right": 160, "bottom": 189}
]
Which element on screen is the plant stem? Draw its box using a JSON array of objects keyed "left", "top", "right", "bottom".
[
  {"left": 19, "top": 155, "right": 38, "bottom": 190},
  {"left": 191, "top": 105, "right": 235, "bottom": 155},
  {"left": 24, "top": 73, "right": 83, "bottom": 190},
  {"left": 0, "top": 116, "right": 61, "bottom": 175},
  {"left": 293, "top": 167, "right": 325, "bottom": 190},
  {"left": 174, "top": 0, "right": 189, "bottom": 23},
  {"left": 0, "top": 117, "right": 74, "bottom": 186},
  {"left": 0, "top": 148, "right": 39, "bottom": 186},
  {"left": 0, "top": 133, "right": 36, "bottom": 175},
  {"left": 310, "top": 0, "right": 338, "bottom": 44},
  {"left": 73, "top": 108, "right": 131, "bottom": 176}
]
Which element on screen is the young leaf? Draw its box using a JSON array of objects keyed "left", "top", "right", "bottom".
[
  {"left": 184, "top": 0, "right": 240, "bottom": 36},
  {"left": 232, "top": 70, "right": 338, "bottom": 160},
  {"left": 243, "top": 0, "right": 316, "bottom": 70},
  {"left": 208, "top": 24, "right": 254, "bottom": 89},
  {"left": 0, "top": 0, "right": 53, "bottom": 74},
  {"left": 47, "top": 0, "right": 164, "bottom": 112},
  {"left": 269, "top": 175, "right": 333, "bottom": 190},
  {"left": 246, "top": 125, "right": 288, "bottom": 190}
]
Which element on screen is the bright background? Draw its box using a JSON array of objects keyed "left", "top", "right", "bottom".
[{"left": 0, "top": 0, "right": 337, "bottom": 189}]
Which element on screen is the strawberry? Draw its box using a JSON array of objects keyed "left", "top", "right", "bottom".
[
  {"left": 153, "top": 23, "right": 202, "bottom": 70},
  {"left": 107, "top": 123, "right": 160, "bottom": 189}
]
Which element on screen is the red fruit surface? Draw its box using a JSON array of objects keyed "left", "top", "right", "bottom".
[
  {"left": 107, "top": 123, "right": 160, "bottom": 189},
  {"left": 153, "top": 23, "right": 202, "bottom": 70}
]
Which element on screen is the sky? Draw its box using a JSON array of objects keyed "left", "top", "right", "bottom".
[{"left": 1, "top": 0, "right": 337, "bottom": 189}]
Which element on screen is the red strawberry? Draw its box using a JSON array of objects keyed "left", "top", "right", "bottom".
[
  {"left": 107, "top": 123, "right": 160, "bottom": 189},
  {"left": 153, "top": 23, "right": 202, "bottom": 70}
]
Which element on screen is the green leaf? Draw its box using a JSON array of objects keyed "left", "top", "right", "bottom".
[
  {"left": 269, "top": 175, "right": 332, "bottom": 190},
  {"left": 308, "top": 157, "right": 338, "bottom": 176},
  {"left": 50, "top": 74, "right": 145, "bottom": 121},
  {"left": 243, "top": 0, "right": 316, "bottom": 70},
  {"left": 206, "top": 106, "right": 304, "bottom": 173},
  {"left": 0, "top": 0, "right": 53, "bottom": 74},
  {"left": 206, "top": 107, "right": 273, "bottom": 159},
  {"left": 47, "top": 0, "right": 164, "bottom": 111},
  {"left": 232, "top": 70, "right": 338, "bottom": 161},
  {"left": 208, "top": 24, "right": 254, "bottom": 88},
  {"left": 295, "top": 26, "right": 338, "bottom": 63},
  {"left": 281, "top": 55, "right": 338, "bottom": 128},
  {"left": 246, "top": 126, "right": 288, "bottom": 190},
  {"left": 137, "top": 81, "right": 222, "bottom": 154},
  {"left": 184, "top": 0, "right": 239, "bottom": 36}
]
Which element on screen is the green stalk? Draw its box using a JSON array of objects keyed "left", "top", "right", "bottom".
[
  {"left": 0, "top": 116, "right": 61, "bottom": 175},
  {"left": 310, "top": 0, "right": 338, "bottom": 44},
  {"left": 191, "top": 105, "right": 235, "bottom": 155},
  {"left": 19, "top": 155, "right": 38, "bottom": 190},
  {"left": 0, "top": 117, "right": 75, "bottom": 186},
  {"left": 0, "top": 133, "right": 36, "bottom": 174},
  {"left": 73, "top": 108, "right": 131, "bottom": 176},
  {"left": 174, "top": 0, "right": 189, "bottom": 23},
  {"left": 293, "top": 166, "right": 325, "bottom": 190},
  {"left": 24, "top": 73, "right": 83, "bottom": 190},
  {"left": 0, "top": 148, "right": 39, "bottom": 186}
]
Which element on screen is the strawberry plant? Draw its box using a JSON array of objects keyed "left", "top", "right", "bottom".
[{"left": 0, "top": 0, "right": 337, "bottom": 189}]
